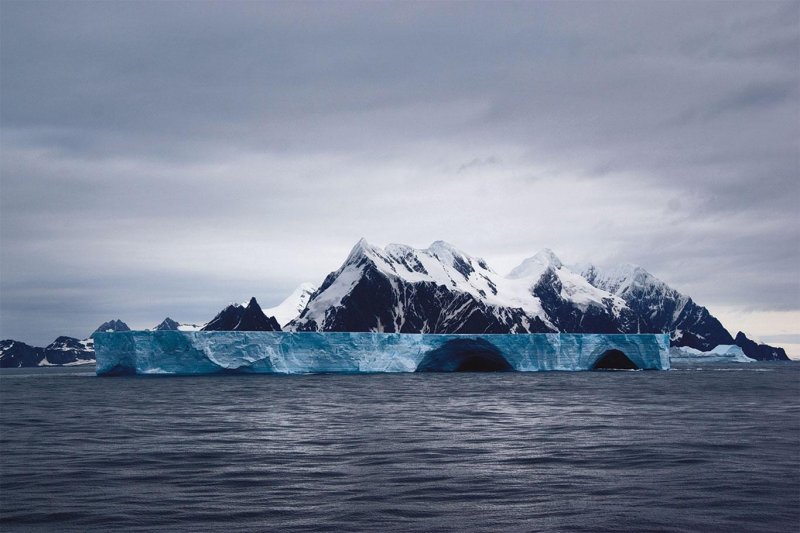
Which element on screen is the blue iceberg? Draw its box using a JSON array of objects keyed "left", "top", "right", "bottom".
[
  {"left": 94, "top": 331, "right": 670, "bottom": 376},
  {"left": 669, "top": 344, "right": 755, "bottom": 364}
]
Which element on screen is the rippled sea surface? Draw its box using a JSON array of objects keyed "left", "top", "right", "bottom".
[{"left": 2, "top": 363, "right": 799, "bottom": 532}]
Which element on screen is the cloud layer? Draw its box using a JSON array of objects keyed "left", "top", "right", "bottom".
[{"left": 1, "top": 1, "right": 798, "bottom": 348}]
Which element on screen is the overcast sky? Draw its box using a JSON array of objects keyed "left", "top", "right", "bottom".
[{"left": 1, "top": 0, "right": 798, "bottom": 353}]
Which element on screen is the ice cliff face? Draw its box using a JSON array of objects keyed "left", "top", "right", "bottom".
[{"left": 94, "top": 331, "right": 670, "bottom": 376}]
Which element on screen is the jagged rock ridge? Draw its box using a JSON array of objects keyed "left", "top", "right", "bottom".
[
  {"left": 734, "top": 332, "right": 788, "bottom": 361},
  {"left": 91, "top": 319, "right": 130, "bottom": 337},
  {"left": 154, "top": 317, "right": 181, "bottom": 331},
  {"left": 579, "top": 264, "right": 735, "bottom": 351},
  {"left": 202, "top": 297, "right": 281, "bottom": 332}
]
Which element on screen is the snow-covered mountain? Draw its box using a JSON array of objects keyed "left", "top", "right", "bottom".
[
  {"left": 0, "top": 319, "right": 127, "bottom": 367},
  {"left": 287, "top": 239, "right": 787, "bottom": 360},
  {"left": 263, "top": 283, "right": 317, "bottom": 328},
  {"left": 1, "top": 339, "right": 95, "bottom": 367},
  {"left": 579, "top": 263, "right": 735, "bottom": 351},
  {"left": 193, "top": 284, "right": 315, "bottom": 332},
  {"left": 291, "top": 239, "right": 543, "bottom": 333},
  {"left": 40, "top": 336, "right": 95, "bottom": 365},
  {"left": 2, "top": 240, "right": 789, "bottom": 366},
  {"left": 290, "top": 240, "right": 634, "bottom": 336},
  {"left": 146, "top": 285, "right": 316, "bottom": 334}
]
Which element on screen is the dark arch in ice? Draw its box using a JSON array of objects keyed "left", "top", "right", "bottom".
[
  {"left": 415, "top": 338, "right": 514, "bottom": 372},
  {"left": 592, "top": 349, "right": 638, "bottom": 370}
]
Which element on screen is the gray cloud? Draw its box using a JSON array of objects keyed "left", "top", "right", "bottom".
[{"left": 1, "top": 0, "right": 798, "bottom": 345}]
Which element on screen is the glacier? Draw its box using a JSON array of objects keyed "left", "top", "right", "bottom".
[{"left": 94, "top": 331, "right": 670, "bottom": 376}]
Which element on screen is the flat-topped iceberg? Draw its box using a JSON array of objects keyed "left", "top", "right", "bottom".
[
  {"left": 669, "top": 344, "right": 755, "bottom": 364},
  {"left": 94, "top": 332, "right": 669, "bottom": 376}
]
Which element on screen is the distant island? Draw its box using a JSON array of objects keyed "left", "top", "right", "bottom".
[{"left": 0, "top": 240, "right": 788, "bottom": 367}]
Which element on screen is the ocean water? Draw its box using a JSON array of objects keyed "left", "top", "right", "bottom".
[{"left": 1, "top": 364, "right": 798, "bottom": 532}]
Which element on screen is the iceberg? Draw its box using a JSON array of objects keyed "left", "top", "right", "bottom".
[
  {"left": 94, "top": 331, "right": 670, "bottom": 376},
  {"left": 669, "top": 344, "right": 755, "bottom": 364}
]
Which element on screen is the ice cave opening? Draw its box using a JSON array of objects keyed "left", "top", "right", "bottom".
[
  {"left": 592, "top": 349, "right": 639, "bottom": 370},
  {"left": 415, "top": 338, "right": 514, "bottom": 372}
]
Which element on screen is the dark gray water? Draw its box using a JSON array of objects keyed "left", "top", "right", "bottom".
[{"left": 1, "top": 364, "right": 799, "bottom": 532}]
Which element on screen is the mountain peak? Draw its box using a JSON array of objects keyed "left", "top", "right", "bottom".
[
  {"left": 91, "top": 319, "right": 130, "bottom": 337},
  {"left": 507, "top": 249, "right": 563, "bottom": 279},
  {"left": 533, "top": 248, "right": 563, "bottom": 268},
  {"left": 154, "top": 317, "right": 181, "bottom": 331},
  {"left": 264, "top": 283, "right": 317, "bottom": 328},
  {"left": 352, "top": 237, "right": 373, "bottom": 254},
  {"left": 426, "top": 240, "right": 479, "bottom": 263},
  {"left": 583, "top": 263, "right": 660, "bottom": 295},
  {"left": 427, "top": 240, "right": 462, "bottom": 254},
  {"left": 235, "top": 297, "right": 281, "bottom": 331},
  {"left": 203, "top": 296, "right": 281, "bottom": 332},
  {"left": 345, "top": 238, "right": 379, "bottom": 265},
  {"left": 615, "top": 263, "right": 648, "bottom": 278},
  {"left": 385, "top": 242, "right": 414, "bottom": 255}
]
